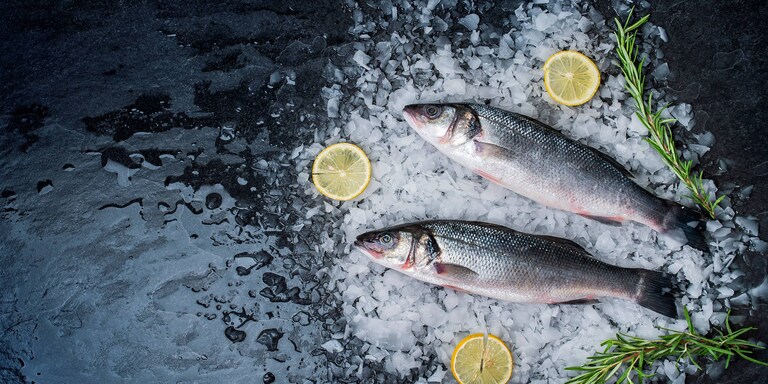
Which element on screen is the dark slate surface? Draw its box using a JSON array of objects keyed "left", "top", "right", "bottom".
[{"left": 652, "top": 2, "right": 768, "bottom": 383}]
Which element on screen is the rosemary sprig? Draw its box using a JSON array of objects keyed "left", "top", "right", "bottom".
[
  {"left": 614, "top": 10, "right": 725, "bottom": 218},
  {"left": 565, "top": 308, "right": 768, "bottom": 384}
]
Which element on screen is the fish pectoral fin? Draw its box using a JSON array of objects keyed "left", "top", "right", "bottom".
[
  {"left": 472, "top": 140, "right": 506, "bottom": 158},
  {"left": 551, "top": 298, "right": 600, "bottom": 305},
  {"left": 434, "top": 262, "right": 479, "bottom": 280},
  {"left": 578, "top": 214, "right": 624, "bottom": 227}
]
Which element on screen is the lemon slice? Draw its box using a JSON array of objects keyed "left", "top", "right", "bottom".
[
  {"left": 543, "top": 50, "right": 601, "bottom": 106},
  {"left": 451, "top": 333, "right": 514, "bottom": 384},
  {"left": 311, "top": 142, "right": 372, "bottom": 201}
]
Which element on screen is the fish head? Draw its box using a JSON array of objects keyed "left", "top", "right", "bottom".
[
  {"left": 354, "top": 229, "right": 413, "bottom": 267},
  {"left": 403, "top": 104, "right": 481, "bottom": 148},
  {"left": 403, "top": 104, "right": 455, "bottom": 139},
  {"left": 355, "top": 224, "right": 440, "bottom": 272}
]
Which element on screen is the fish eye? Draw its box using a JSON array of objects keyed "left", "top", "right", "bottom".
[
  {"left": 424, "top": 105, "right": 442, "bottom": 119},
  {"left": 379, "top": 233, "right": 394, "bottom": 245}
]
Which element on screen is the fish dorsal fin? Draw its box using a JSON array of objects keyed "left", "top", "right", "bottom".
[
  {"left": 531, "top": 234, "right": 589, "bottom": 255},
  {"left": 434, "top": 262, "right": 479, "bottom": 281}
]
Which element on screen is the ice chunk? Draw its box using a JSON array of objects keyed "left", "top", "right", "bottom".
[
  {"left": 692, "top": 301, "right": 713, "bottom": 333},
  {"left": 706, "top": 220, "right": 723, "bottom": 232},
  {"left": 531, "top": 44, "right": 556, "bottom": 62},
  {"left": 459, "top": 14, "right": 479, "bottom": 31},
  {"left": 717, "top": 286, "right": 734, "bottom": 298},
  {"left": 595, "top": 232, "right": 616, "bottom": 254},
  {"left": 443, "top": 78, "right": 466, "bottom": 95},
  {"left": 390, "top": 351, "right": 420, "bottom": 377},
  {"left": 321, "top": 340, "right": 344, "bottom": 353},
  {"left": 730, "top": 293, "right": 750, "bottom": 306},
  {"left": 753, "top": 238, "right": 768, "bottom": 253},
  {"left": 750, "top": 277, "right": 768, "bottom": 298},
  {"left": 418, "top": 302, "right": 447, "bottom": 328},
  {"left": 652, "top": 62, "right": 670, "bottom": 81},
  {"left": 470, "top": 30, "right": 480, "bottom": 46},
  {"left": 534, "top": 12, "right": 558, "bottom": 31},
  {"left": 348, "top": 207, "right": 367, "bottom": 224},
  {"left": 382, "top": 269, "right": 407, "bottom": 289},
  {"left": 387, "top": 86, "right": 417, "bottom": 115},
  {"left": 670, "top": 103, "right": 693, "bottom": 128},
  {"left": 269, "top": 70, "right": 282, "bottom": 85},
  {"left": 353, "top": 50, "right": 371, "bottom": 68},
  {"left": 578, "top": 16, "right": 592, "bottom": 32},
  {"left": 327, "top": 97, "right": 339, "bottom": 118},
  {"left": 498, "top": 35, "right": 514, "bottom": 59},
  {"left": 432, "top": 54, "right": 459, "bottom": 78},
  {"left": 352, "top": 315, "right": 417, "bottom": 351},
  {"left": 658, "top": 26, "right": 668, "bottom": 42},
  {"left": 627, "top": 113, "right": 648, "bottom": 135},
  {"left": 663, "top": 360, "right": 682, "bottom": 381},
  {"left": 428, "top": 366, "right": 447, "bottom": 382},
  {"left": 443, "top": 290, "right": 460, "bottom": 311},
  {"left": 735, "top": 216, "right": 758, "bottom": 236},
  {"left": 467, "top": 56, "right": 482, "bottom": 70},
  {"left": 688, "top": 143, "right": 710, "bottom": 157},
  {"left": 738, "top": 185, "right": 753, "bottom": 200}
]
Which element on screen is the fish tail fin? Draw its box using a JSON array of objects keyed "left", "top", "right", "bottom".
[
  {"left": 634, "top": 269, "right": 678, "bottom": 318},
  {"left": 659, "top": 201, "right": 708, "bottom": 252}
]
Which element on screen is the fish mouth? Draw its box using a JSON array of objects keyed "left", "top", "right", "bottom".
[
  {"left": 354, "top": 234, "right": 382, "bottom": 259},
  {"left": 402, "top": 105, "right": 424, "bottom": 130}
]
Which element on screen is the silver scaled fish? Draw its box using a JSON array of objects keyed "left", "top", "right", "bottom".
[
  {"left": 403, "top": 103, "right": 706, "bottom": 250},
  {"left": 355, "top": 220, "right": 677, "bottom": 317}
]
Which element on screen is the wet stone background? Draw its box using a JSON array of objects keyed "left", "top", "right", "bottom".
[
  {"left": 649, "top": 2, "right": 768, "bottom": 382},
  {"left": 0, "top": 0, "right": 766, "bottom": 383}
]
